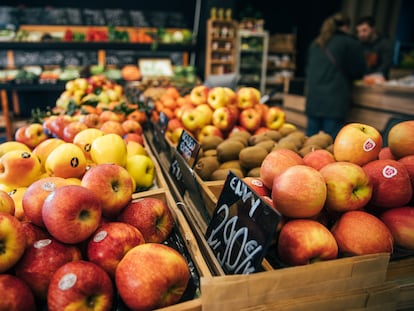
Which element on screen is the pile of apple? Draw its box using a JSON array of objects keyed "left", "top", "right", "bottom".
[
  {"left": 0, "top": 141, "right": 192, "bottom": 308},
  {"left": 245, "top": 120, "right": 414, "bottom": 266},
  {"left": 149, "top": 85, "right": 287, "bottom": 144}
]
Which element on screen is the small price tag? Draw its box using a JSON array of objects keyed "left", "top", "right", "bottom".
[
  {"left": 176, "top": 130, "right": 201, "bottom": 168},
  {"left": 205, "top": 171, "right": 281, "bottom": 275},
  {"left": 152, "top": 122, "right": 169, "bottom": 153}
]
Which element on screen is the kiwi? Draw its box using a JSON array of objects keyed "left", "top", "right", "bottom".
[
  {"left": 200, "top": 135, "right": 224, "bottom": 151},
  {"left": 216, "top": 139, "right": 245, "bottom": 162},
  {"left": 229, "top": 129, "right": 252, "bottom": 141},
  {"left": 326, "top": 144, "right": 334, "bottom": 154},
  {"left": 203, "top": 149, "right": 217, "bottom": 157},
  {"left": 278, "top": 135, "right": 304, "bottom": 150},
  {"left": 304, "top": 131, "right": 333, "bottom": 148},
  {"left": 248, "top": 133, "right": 272, "bottom": 146},
  {"left": 255, "top": 140, "right": 276, "bottom": 152},
  {"left": 246, "top": 166, "right": 261, "bottom": 177},
  {"left": 298, "top": 144, "right": 322, "bottom": 157},
  {"left": 264, "top": 130, "right": 283, "bottom": 142},
  {"left": 239, "top": 146, "right": 269, "bottom": 169},
  {"left": 219, "top": 160, "right": 244, "bottom": 172},
  {"left": 194, "top": 156, "right": 221, "bottom": 181},
  {"left": 274, "top": 139, "right": 299, "bottom": 152},
  {"left": 210, "top": 168, "right": 244, "bottom": 181},
  {"left": 278, "top": 124, "right": 297, "bottom": 136}
]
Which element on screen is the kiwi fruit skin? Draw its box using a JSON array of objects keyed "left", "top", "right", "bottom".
[
  {"left": 194, "top": 156, "right": 221, "bottom": 181},
  {"left": 216, "top": 140, "right": 245, "bottom": 162},
  {"left": 239, "top": 146, "right": 269, "bottom": 170}
]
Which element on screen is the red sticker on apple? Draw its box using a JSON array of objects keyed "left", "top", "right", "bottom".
[
  {"left": 363, "top": 138, "right": 376, "bottom": 152},
  {"left": 382, "top": 165, "right": 398, "bottom": 178},
  {"left": 58, "top": 273, "right": 77, "bottom": 291},
  {"left": 34, "top": 239, "right": 52, "bottom": 249},
  {"left": 93, "top": 230, "right": 108, "bottom": 242},
  {"left": 42, "top": 181, "right": 57, "bottom": 192}
]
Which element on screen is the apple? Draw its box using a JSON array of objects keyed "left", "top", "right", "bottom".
[
  {"left": 62, "top": 121, "right": 88, "bottom": 143},
  {"left": 189, "top": 85, "right": 209, "bottom": 106},
  {"left": 121, "top": 119, "right": 143, "bottom": 135},
  {"left": 212, "top": 106, "right": 237, "bottom": 132},
  {"left": 0, "top": 212, "right": 26, "bottom": 273},
  {"left": 331, "top": 210, "right": 394, "bottom": 256},
  {"left": 242, "top": 176, "right": 271, "bottom": 197},
  {"left": 195, "top": 103, "right": 214, "bottom": 127},
  {"left": 81, "top": 163, "right": 134, "bottom": 219},
  {"left": 166, "top": 126, "right": 185, "bottom": 145},
  {"left": 90, "top": 133, "right": 127, "bottom": 167},
  {"left": 236, "top": 87, "right": 261, "bottom": 110},
  {"left": 7, "top": 187, "right": 28, "bottom": 221},
  {"left": 398, "top": 155, "right": 414, "bottom": 195},
  {"left": 320, "top": 161, "right": 373, "bottom": 213},
  {"left": 99, "top": 110, "right": 122, "bottom": 123},
  {"left": 387, "top": 120, "right": 414, "bottom": 159},
  {"left": 22, "top": 176, "right": 71, "bottom": 227},
  {"left": 14, "top": 123, "right": 48, "bottom": 149},
  {"left": 118, "top": 197, "right": 174, "bottom": 243},
  {"left": 207, "top": 86, "right": 231, "bottom": 109},
  {"left": 49, "top": 115, "right": 73, "bottom": 139},
  {"left": 333, "top": 123, "right": 383, "bottom": 166},
  {"left": 277, "top": 219, "right": 338, "bottom": 266},
  {"left": 126, "top": 141, "right": 148, "bottom": 157},
  {"left": 21, "top": 221, "right": 50, "bottom": 247},
  {"left": 167, "top": 117, "right": 184, "bottom": 133},
  {"left": 271, "top": 165, "right": 327, "bottom": 218},
  {"left": 197, "top": 124, "right": 223, "bottom": 142},
  {"left": 0, "top": 274, "right": 36, "bottom": 311},
  {"left": 239, "top": 107, "right": 262, "bottom": 133},
  {"left": 123, "top": 133, "right": 144, "bottom": 145},
  {"left": 32, "top": 138, "right": 65, "bottom": 172},
  {"left": 73, "top": 128, "right": 105, "bottom": 160},
  {"left": 45, "top": 142, "right": 87, "bottom": 179},
  {"left": 260, "top": 148, "right": 304, "bottom": 189},
  {"left": 99, "top": 120, "right": 125, "bottom": 137},
  {"left": 42, "top": 185, "right": 102, "bottom": 244},
  {"left": 180, "top": 107, "right": 203, "bottom": 133},
  {"left": 0, "top": 141, "right": 31, "bottom": 157},
  {"left": 14, "top": 237, "right": 82, "bottom": 300},
  {"left": 87, "top": 222, "right": 145, "bottom": 277},
  {"left": 0, "top": 189, "right": 15, "bottom": 215},
  {"left": 302, "top": 149, "right": 336, "bottom": 171},
  {"left": 125, "top": 154, "right": 155, "bottom": 191},
  {"left": 0, "top": 150, "right": 42, "bottom": 188},
  {"left": 115, "top": 243, "right": 190, "bottom": 310},
  {"left": 380, "top": 206, "right": 414, "bottom": 250},
  {"left": 362, "top": 159, "right": 412, "bottom": 208},
  {"left": 263, "top": 106, "right": 285, "bottom": 130},
  {"left": 47, "top": 260, "right": 114, "bottom": 311},
  {"left": 378, "top": 147, "right": 397, "bottom": 160},
  {"left": 79, "top": 113, "right": 103, "bottom": 128}
]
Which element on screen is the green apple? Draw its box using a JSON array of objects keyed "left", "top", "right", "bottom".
[{"left": 125, "top": 154, "right": 155, "bottom": 190}]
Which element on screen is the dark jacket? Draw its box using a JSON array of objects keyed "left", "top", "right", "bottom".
[
  {"left": 361, "top": 34, "right": 394, "bottom": 79},
  {"left": 305, "top": 31, "right": 367, "bottom": 119}
]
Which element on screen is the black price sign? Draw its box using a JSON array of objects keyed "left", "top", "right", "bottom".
[
  {"left": 152, "top": 112, "right": 169, "bottom": 153},
  {"left": 176, "top": 130, "right": 201, "bottom": 168},
  {"left": 205, "top": 171, "right": 281, "bottom": 275}
]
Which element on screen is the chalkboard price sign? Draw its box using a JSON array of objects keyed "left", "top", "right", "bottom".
[
  {"left": 205, "top": 171, "right": 281, "bottom": 275},
  {"left": 176, "top": 130, "right": 200, "bottom": 168},
  {"left": 169, "top": 150, "right": 187, "bottom": 196}
]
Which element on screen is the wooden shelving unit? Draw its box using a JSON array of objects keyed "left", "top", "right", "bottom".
[{"left": 204, "top": 18, "right": 238, "bottom": 79}]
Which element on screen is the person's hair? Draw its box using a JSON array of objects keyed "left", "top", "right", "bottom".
[
  {"left": 314, "top": 12, "right": 350, "bottom": 47},
  {"left": 356, "top": 16, "right": 376, "bottom": 27}
]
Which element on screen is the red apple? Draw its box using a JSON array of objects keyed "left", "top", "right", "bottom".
[
  {"left": 118, "top": 197, "right": 174, "bottom": 243},
  {"left": 378, "top": 147, "right": 397, "bottom": 160},
  {"left": 42, "top": 185, "right": 102, "bottom": 244},
  {"left": 47, "top": 260, "right": 114, "bottom": 311},
  {"left": 22, "top": 176, "right": 71, "bottom": 227},
  {"left": 398, "top": 155, "right": 414, "bottom": 195},
  {"left": 167, "top": 117, "right": 184, "bottom": 132},
  {"left": 0, "top": 189, "right": 15, "bottom": 215},
  {"left": 380, "top": 206, "right": 414, "bottom": 250},
  {"left": 331, "top": 210, "right": 394, "bottom": 256},
  {"left": 121, "top": 119, "right": 143, "bottom": 135},
  {"left": 0, "top": 212, "right": 26, "bottom": 273},
  {"left": 271, "top": 165, "right": 327, "bottom": 218},
  {"left": 189, "top": 85, "right": 209, "bottom": 106},
  {"left": 197, "top": 124, "right": 223, "bottom": 142},
  {"left": 387, "top": 120, "right": 414, "bottom": 159},
  {"left": 14, "top": 237, "right": 82, "bottom": 300},
  {"left": 16, "top": 123, "right": 48, "bottom": 149},
  {"left": 79, "top": 113, "right": 103, "bottom": 128},
  {"left": 263, "top": 106, "right": 286, "bottom": 130},
  {"left": 0, "top": 274, "right": 36, "bottom": 311},
  {"left": 333, "top": 123, "right": 382, "bottom": 166},
  {"left": 320, "top": 161, "right": 373, "bottom": 213},
  {"left": 100, "top": 120, "right": 125, "bottom": 136},
  {"left": 242, "top": 176, "right": 271, "bottom": 197},
  {"left": 123, "top": 132, "right": 144, "bottom": 145},
  {"left": 50, "top": 115, "right": 73, "bottom": 139},
  {"left": 239, "top": 107, "right": 262, "bottom": 133},
  {"left": 63, "top": 121, "right": 88, "bottom": 143},
  {"left": 115, "top": 243, "right": 190, "bottom": 311},
  {"left": 212, "top": 106, "right": 238, "bottom": 133},
  {"left": 302, "top": 149, "right": 336, "bottom": 171},
  {"left": 87, "top": 221, "right": 145, "bottom": 277},
  {"left": 236, "top": 87, "right": 260, "bottom": 110},
  {"left": 259, "top": 148, "right": 304, "bottom": 189},
  {"left": 277, "top": 219, "right": 338, "bottom": 266},
  {"left": 363, "top": 159, "right": 412, "bottom": 208},
  {"left": 21, "top": 220, "right": 50, "bottom": 247}
]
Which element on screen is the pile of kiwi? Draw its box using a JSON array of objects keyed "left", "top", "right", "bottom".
[{"left": 194, "top": 126, "right": 334, "bottom": 181}]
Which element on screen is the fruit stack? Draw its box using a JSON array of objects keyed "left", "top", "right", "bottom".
[{"left": 197, "top": 120, "right": 414, "bottom": 269}]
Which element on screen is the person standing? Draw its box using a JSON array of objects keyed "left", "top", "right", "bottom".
[
  {"left": 305, "top": 13, "right": 367, "bottom": 138},
  {"left": 356, "top": 16, "right": 394, "bottom": 79}
]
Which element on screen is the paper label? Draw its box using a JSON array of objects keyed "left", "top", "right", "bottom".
[
  {"left": 93, "top": 230, "right": 107, "bottom": 242},
  {"left": 58, "top": 273, "right": 77, "bottom": 291},
  {"left": 34, "top": 239, "right": 52, "bottom": 249},
  {"left": 382, "top": 165, "right": 398, "bottom": 178},
  {"left": 363, "top": 138, "right": 376, "bottom": 152},
  {"left": 41, "top": 181, "right": 57, "bottom": 192}
]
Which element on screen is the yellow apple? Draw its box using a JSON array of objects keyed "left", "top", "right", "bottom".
[
  {"left": 0, "top": 189, "right": 15, "bottom": 215},
  {"left": 32, "top": 138, "right": 65, "bottom": 172},
  {"left": 73, "top": 128, "right": 105, "bottom": 160},
  {"left": 194, "top": 103, "right": 213, "bottom": 126},
  {"left": 0, "top": 141, "right": 31, "bottom": 157},
  {"left": 126, "top": 141, "right": 148, "bottom": 157},
  {"left": 125, "top": 155, "right": 155, "bottom": 190},
  {"left": 45, "top": 143, "right": 87, "bottom": 179},
  {"left": 90, "top": 134, "right": 127, "bottom": 167},
  {"left": 8, "top": 187, "right": 28, "bottom": 221},
  {"left": 0, "top": 150, "right": 42, "bottom": 188}
]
